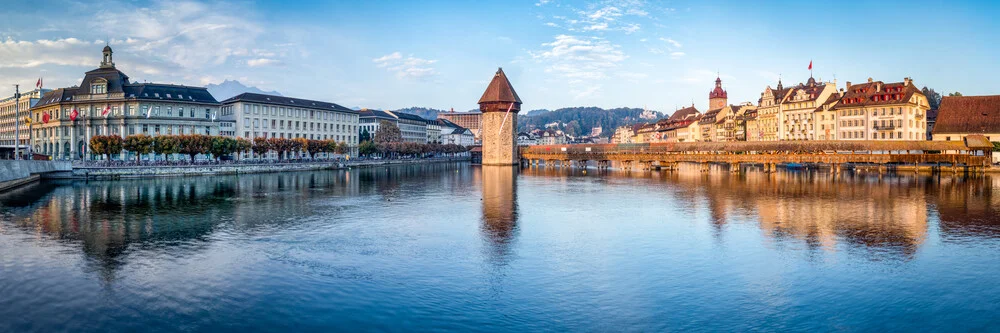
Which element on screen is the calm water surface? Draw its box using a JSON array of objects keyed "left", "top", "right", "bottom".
[{"left": 1, "top": 163, "right": 998, "bottom": 332}]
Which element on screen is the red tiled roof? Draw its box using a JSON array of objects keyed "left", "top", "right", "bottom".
[
  {"left": 932, "top": 95, "right": 1000, "bottom": 134},
  {"left": 478, "top": 68, "right": 522, "bottom": 104},
  {"left": 833, "top": 79, "right": 921, "bottom": 110}
]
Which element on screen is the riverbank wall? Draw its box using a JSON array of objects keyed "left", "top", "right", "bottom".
[
  {"left": 67, "top": 157, "right": 471, "bottom": 180},
  {"left": 0, "top": 160, "right": 73, "bottom": 191}
]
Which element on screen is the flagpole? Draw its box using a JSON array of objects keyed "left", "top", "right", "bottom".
[{"left": 13, "top": 84, "right": 19, "bottom": 160}]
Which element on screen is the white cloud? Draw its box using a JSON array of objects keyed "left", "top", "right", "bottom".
[
  {"left": 584, "top": 22, "right": 609, "bottom": 31},
  {"left": 373, "top": 52, "right": 438, "bottom": 79},
  {"left": 670, "top": 51, "right": 685, "bottom": 59},
  {"left": 531, "top": 35, "right": 626, "bottom": 84},
  {"left": 622, "top": 23, "right": 641, "bottom": 34},
  {"left": 545, "top": 22, "right": 559, "bottom": 27},
  {"left": 247, "top": 58, "right": 281, "bottom": 67},
  {"left": 536, "top": 0, "right": 551, "bottom": 6},
  {"left": 660, "top": 37, "right": 682, "bottom": 48},
  {"left": 0, "top": 37, "right": 95, "bottom": 68}
]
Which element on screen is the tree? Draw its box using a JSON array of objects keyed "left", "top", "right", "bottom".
[
  {"left": 209, "top": 136, "right": 237, "bottom": 161},
  {"left": 336, "top": 141, "right": 348, "bottom": 155},
  {"left": 293, "top": 137, "right": 309, "bottom": 159},
  {"left": 153, "top": 135, "right": 180, "bottom": 161},
  {"left": 358, "top": 140, "right": 377, "bottom": 157},
  {"left": 373, "top": 120, "right": 402, "bottom": 145},
  {"left": 922, "top": 87, "right": 942, "bottom": 110},
  {"left": 948, "top": 92, "right": 963, "bottom": 97},
  {"left": 268, "top": 137, "right": 293, "bottom": 160},
  {"left": 359, "top": 128, "right": 371, "bottom": 142},
  {"left": 304, "top": 139, "right": 325, "bottom": 159},
  {"left": 252, "top": 137, "right": 270, "bottom": 159},
  {"left": 234, "top": 138, "right": 252, "bottom": 160},
  {"left": 89, "top": 136, "right": 107, "bottom": 160},
  {"left": 123, "top": 134, "right": 154, "bottom": 163},
  {"left": 179, "top": 134, "right": 212, "bottom": 162}
]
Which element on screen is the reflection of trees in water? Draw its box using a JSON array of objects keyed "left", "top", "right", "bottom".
[
  {"left": 930, "top": 175, "right": 1000, "bottom": 239},
  {"left": 0, "top": 170, "right": 362, "bottom": 283}
]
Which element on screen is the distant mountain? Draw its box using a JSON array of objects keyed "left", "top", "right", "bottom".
[
  {"left": 392, "top": 107, "right": 448, "bottom": 120},
  {"left": 205, "top": 80, "right": 282, "bottom": 101},
  {"left": 517, "top": 107, "right": 665, "bottom": 137}
]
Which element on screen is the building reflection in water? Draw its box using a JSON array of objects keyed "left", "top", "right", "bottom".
[
  {"left": 0, "top": 170, "right": 362, "bottom": 284},
  {"left": 479, "top": 166, "right": 519, "bottom": 267},
  {"left": 520, "top": 167, "right": 1000, "bottom": 262}
]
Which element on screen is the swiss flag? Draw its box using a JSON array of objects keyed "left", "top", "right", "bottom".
[
  {"left": 36, "top": 78, "right": 42, "bottom": 89},
  {"left": 70, "top": 108, "right": 78, "bottom": 121},
  {"left": 101, "top": 105, "right": 110, "bottom": 117},
  {"left": 42, "top": 112, "right": 50, "bottom": 124},
  {"left": 808, "top": 60, "right": 813, "bottom": 70}
]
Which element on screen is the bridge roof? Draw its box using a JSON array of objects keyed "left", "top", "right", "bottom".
[{"left": 523, "top": 140, "right": 986, "bottom": 153}]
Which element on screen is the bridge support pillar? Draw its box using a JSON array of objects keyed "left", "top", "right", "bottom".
[
  {"left": 578, "top": 160, "right": 588, "bottom": 169},
  {"left": 700, "top": 162, "right": 709, "bottom": 173},
  {"left": 729, "top": 163, "right": 740, "bottom": 173}
]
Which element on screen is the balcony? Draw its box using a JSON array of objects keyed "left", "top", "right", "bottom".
[
  {"left": 872, "top": 124, "right": 897, "bottom": 131},
  {"left": 73, "top": 93, "right": 125, "bottom": 101}
]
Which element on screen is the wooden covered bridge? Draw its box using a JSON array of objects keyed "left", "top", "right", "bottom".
[{"left": 518, "top": 136, "right": 995, "bottom": 174}]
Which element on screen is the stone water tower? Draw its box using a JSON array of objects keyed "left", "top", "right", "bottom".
[{"left": 478, "top": 68, "right": 522, "bottom": 166}]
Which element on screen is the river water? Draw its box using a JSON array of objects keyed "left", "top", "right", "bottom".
[{"left": 1, "top": 162, "right": 998, "bottom": 332}]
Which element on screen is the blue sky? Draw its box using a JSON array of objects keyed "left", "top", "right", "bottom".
[{"left": 1, "top": 0, "right": 997, "bottom": 113}]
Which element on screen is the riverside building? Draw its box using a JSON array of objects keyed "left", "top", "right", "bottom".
[
  {"left": 219, "top": 93, "right": 358, "bottom": 151},
  {"left": 0, "top": 89, "right": 47, "bottom": 156},
  {"left": 29, "top": 46, "right": 222, "bottom": 160},
  {"left": 437, "top": 108, "right": 482, "bottom": 141},
  {"left": 832, "top": 78, "right": 929, "bottom": 141}
]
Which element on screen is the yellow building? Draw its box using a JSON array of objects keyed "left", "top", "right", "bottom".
[
  {"left": 834, "top": 78, "right": 929, "bottom": 141},
  {"left": 814, "top": 93, "right": 841, "bottom": 140},
  {"left": 780, "top": 77, "right": 838, "bottom": 140},
  {"left": 756, "top": 80, "right": 791, "bottom": 141}
]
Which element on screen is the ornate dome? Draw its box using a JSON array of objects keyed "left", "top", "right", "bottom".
[{"left": 709, "top": 76, "right": 727, "bottom": 99}]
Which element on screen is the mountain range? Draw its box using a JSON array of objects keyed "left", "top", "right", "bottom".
[{"left": 205, "top": 80, "right": 282, "bottom": 101}]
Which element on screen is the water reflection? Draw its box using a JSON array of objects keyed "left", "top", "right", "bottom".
[
  {"left": 519, "top": 167, "right": 1000, "bottom": 261},
  {"left": 480, "top": 166, "right": 519, "bottom": 265}
]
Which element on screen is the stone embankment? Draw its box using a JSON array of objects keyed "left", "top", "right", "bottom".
[
  {"left": 68, "top": 157, "right": 471, "bottom": 180},
  {"left": 0, "top": 160, "right": 73, "bottom": 191}
]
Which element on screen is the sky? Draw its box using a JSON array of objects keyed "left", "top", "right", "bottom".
[{"left": 0, "top": 0, "right": 998, "bottom": 113}]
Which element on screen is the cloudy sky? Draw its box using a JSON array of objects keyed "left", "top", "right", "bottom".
[{"left": 0, "top": 0, "right": 997, "bottom": 112}]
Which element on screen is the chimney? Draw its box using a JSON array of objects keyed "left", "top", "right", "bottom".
[
  {"left": 867, "top": 77, "right": 873, "bottom": 83},
  {"left": 845, "top": 81, "right": 852, "bottom": 90},
  {"left": 904, "top": 77, "right": 912, "bottom": 86}
]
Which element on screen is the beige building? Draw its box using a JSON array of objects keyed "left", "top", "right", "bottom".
[
  {"left": 833, "top": 78, "right": 929, "bottom": 141},
  {"left": 756, "top": 80, "right": 791, "bottom": 141},
  {"left": 814, "top": 93, "right": 841, "bottom": 140},
  {"left": 0, "top": 89, "right": 47, "bottom": 155},
  {"left": 780, "top": 77, "right": 838, "bottom": 141},
  {"left": 219, "top": 92, "right": 359, "bottom": 156},
  {"left": 29, "top": 46, "right": 222, "bottom": 160}
]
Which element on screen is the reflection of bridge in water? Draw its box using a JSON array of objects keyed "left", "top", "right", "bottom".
[{"left": 520, "top": 139, "right": 994, "bottom": 173}]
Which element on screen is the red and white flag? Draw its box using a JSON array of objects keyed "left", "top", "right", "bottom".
[
  {"left": 101, "top": 105, "right": 111, "bottom": 118},
  {"left": 808, "top": 60, "right": 813, "bottom": 71},
  {"left": 35, "top": 78, "right": 42, "bottom": 90},
  {"left": 70, "top": 107, "right": 78, "bottom": 121},
  {"left": 42, "top": 112, "right": 50, "bottom": 124}
]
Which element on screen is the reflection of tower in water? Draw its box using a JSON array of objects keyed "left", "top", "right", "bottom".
[{"left": 480, "top": 166, "right": 519, "bottom": 266}]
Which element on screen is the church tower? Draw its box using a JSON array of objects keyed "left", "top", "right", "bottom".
[
  {"left": 100, "top": 45, "right": 115, "bottom": 69},
  {"left": 478, "top": 68, "right": 522, "bottom": 166},
  {"left": 709, "top": 76, "right": 728, "bottom": 110}
]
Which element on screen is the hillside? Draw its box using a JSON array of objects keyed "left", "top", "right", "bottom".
[{"left": 517, "top": 107, "right": 664, "bottom": 137}]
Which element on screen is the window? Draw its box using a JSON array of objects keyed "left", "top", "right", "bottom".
[
  {"left": 166, "top": 107, "right": 172, "bottom": 116},
  {"left": 244, "top": 105, "right": 250, "bottom": 114},
  {"left": 91, "top": 83, "right": 107, "bottom": 94}
]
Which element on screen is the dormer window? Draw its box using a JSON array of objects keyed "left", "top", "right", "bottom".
[{"left": 90, "top": 79, "right": 107, "bottom": 94}]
